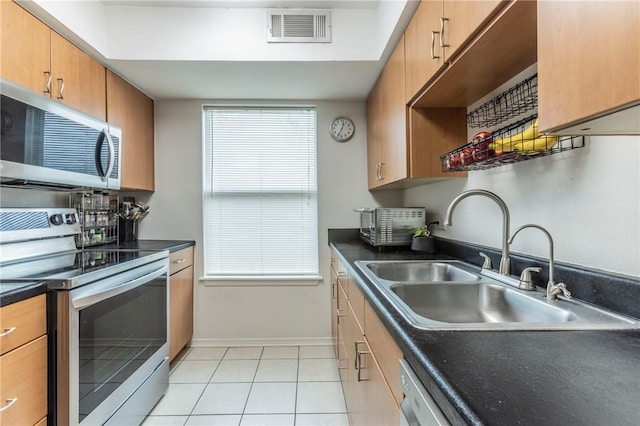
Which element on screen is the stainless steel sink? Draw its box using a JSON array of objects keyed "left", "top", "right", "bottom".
[
  {"left": 364, "top": 261, "right": 479, "bottom": 283},
  {"left": 354, "top": 260, "right": 640, "bottom": 331},
  {"left": 391, "top": 283, "right": 574, "bottom": 324}
]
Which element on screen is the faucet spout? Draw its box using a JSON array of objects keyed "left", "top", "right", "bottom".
[
  {"left": 508, "top": 224, "right": 571, "bottom": 300},
  {"left": 444, "top": 189, "right": 511, "bottom": 275}
]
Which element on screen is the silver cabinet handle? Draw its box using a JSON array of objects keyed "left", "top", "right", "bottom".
[
  {"left": 172, "top": 258, "right": 186, "bottom": 264},
  {"left": 0, "top": 327, "right": 17, "bottom": 337},
  {"left": 439, "top": 17, "right": 449, "bottom": 48},
  {"left": 375, "top": 163, "right": 380, "bottom": 180},
  {"left": 331, "top": 282, "right": 337, "bottom": 299},
  {"left": 336, "top": 358, "right": 347, "bottom": 370},
  {"left": 44, "top": 71, "right": 51, "bottom": 94},
  {"left": 56, "top": 77, "right": 65, "bottom": 99},
  {"left": 337, "top": 271, "right": 347, "bottom": 279},
  {"left": 354, "top": 341, "right": 370, "bottom": 382},
  {"left": 354, "top": 340, "right": 365, "bottom": 369},
  {"left": 336, "top": 308, "right": 347, "bottom": 318},
  {"left": 431, "top": 31, "right": 440, "bottom": 59},
  {"left": 379, "top": 162, "right": 385, "bottom": 180},
  {"left": 0, "top": 398, "right": 18, "bottom": 412}
]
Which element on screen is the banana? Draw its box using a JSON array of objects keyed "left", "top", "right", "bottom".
[
  {"left": 491, "top": 119, "right": 539, "bottom": 152},
  {"left": 517, "top": 135, "right": 559, "bottom": 152}
]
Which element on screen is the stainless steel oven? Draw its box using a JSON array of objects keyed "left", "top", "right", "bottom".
[{"left": 0, "top": 208, "right": 169, "bottom": 425}]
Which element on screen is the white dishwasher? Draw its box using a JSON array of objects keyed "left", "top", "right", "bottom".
[{"left": 399, "top": 359, "right": 451, "bottom": 426}]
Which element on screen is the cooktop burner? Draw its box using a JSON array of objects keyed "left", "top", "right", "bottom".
[{"left": 0, "top": 249, "right": 168, "bottom": 289}]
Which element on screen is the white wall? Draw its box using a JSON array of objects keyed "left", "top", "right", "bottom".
[
  {"left": 403, "top": 137, "right": 640, "bottom": 278},
  {"left": 26, "top": 0, "right": 412, "bottom": 62},
  {"left": 139, "top": 99, "right": 401, "bottom": 346}
]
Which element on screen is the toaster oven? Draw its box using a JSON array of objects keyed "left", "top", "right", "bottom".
[{"left": 354, "top": 208, "right": 426, "bottom": 247}]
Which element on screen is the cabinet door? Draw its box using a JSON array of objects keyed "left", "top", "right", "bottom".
[
  {"left": 106, "top": 70, "right": 155, "bottom": 191},
  {"left": 331, "top": 265, "right": 339, "bottom": 359},
  {"left": 0, "top": 294, "right": 46, "bottom": 356},
  {"left": 169, "top": 265, "right": 194, "bottom": 361},
  {"left": 408, "top": 107, "right": 467, "bottom": 180},
  {"left": 51, "top": 32, "right": 106, "bottom": 120},
  {"left": 442, "top": 0, "right": 503, "bottom": 58},
  {"left": 404, "top": 0, "right": 447, "bottom": 103},
  {"left": 0, "top": 335, "right": 48, "bottom": 426},
  {"left": 0, "top": 1, "right": 51, "bottom": 95},
  {"left": 358, "top": 340, "right": 399, "bottom": 426},
  {"left": 364, "top": 300, "right": 403, "bottom": 405},
  {"left": 380, "top": 36, "right": 408, "bottom": 185},
  {"left": 366, "top": 77, "right": 383, "bottom": 189},
  {"left": 537, "top": 1, "right": 640, "bottom": 134}
]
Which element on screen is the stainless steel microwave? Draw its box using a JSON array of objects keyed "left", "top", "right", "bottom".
[{"left": 0, "top": 78, "right": 121, "bottom": 190}]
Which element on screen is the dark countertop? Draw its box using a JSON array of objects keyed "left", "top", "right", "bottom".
[
  {"left": 0, "top": 240, "right": 195, "bottom": 306},
  {"left": 102, "top": 239, "right": 195, "bottom": 253},
  {"left": 0, "top": 281, "right": 48, "bottom": 307},
  {"left": 331, "top": 240, "right": 640, "bottom": 426}
]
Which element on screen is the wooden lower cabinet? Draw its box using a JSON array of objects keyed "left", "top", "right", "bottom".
[
  {"left": 169, "top": 247, "right": 195, "bottom": 361},
  {"left": 330, "top": 249, "right": 402, "bottom": 425},
  {"left": 0, "top": 335, "right": 48, "bottom": 426},
  {"left": 343, "top": 301, "right": 399, "bottom": 426}
]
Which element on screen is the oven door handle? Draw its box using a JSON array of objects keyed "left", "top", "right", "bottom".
[{"left": 72, "top": 265, "right": 168, "bottom": 309}]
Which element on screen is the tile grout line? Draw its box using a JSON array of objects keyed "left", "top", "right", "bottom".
[
  {"left": 186, "top": 346, "right": 229, "bottom": 419},
  {"left": 238, "top": 346, "right": 264, "bottom": 424}
]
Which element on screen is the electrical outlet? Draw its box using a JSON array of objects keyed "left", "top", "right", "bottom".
[{"left": 427, "top": 213, "right": 446, "bottom": 231}]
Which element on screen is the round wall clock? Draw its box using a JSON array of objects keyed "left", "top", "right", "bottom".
[{"left": 329, "top": 116, "right": 355, "bottom": 142}]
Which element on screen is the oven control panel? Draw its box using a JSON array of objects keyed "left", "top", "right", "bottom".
[{"left": 0, "top": 208, "right": 81, "bottom": 243}]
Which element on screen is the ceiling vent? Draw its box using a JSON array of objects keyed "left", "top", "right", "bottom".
[{"left": 267, "top": 9, "right": 331, "bottom": 43}]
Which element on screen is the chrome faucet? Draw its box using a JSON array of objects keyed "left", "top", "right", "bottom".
[
  {"left": 508, "top": 224, "right": 572, "bottom": 301},
  {"left": 444, "top": 189, "right": 511, "bottom": 275}
]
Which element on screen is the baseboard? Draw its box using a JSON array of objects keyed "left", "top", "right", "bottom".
[{"left": 189, "top": 337, "right": 333, "bottom": 347}]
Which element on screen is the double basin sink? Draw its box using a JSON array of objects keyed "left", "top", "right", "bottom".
[{"left": 355, "top": 260, "right": 639, "bottom": 331}]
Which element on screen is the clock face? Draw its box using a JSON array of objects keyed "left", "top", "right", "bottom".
[{"left": 329, "top": 116, "right": 355, "bottom": 142}]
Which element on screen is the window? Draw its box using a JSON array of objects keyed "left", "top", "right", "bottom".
[{"left": 203, "top": 106, "right": 318, "bottom": 278}]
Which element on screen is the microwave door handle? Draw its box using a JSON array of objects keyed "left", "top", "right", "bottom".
[
  {"left": 95, "top": 130, "right": 107, "bottom": 181},
  {"left": 72, "top": 265, "right": 168, "bottom": 309},
  {"left": 104, "top": 130, "right": 115, "bottom": 181}
]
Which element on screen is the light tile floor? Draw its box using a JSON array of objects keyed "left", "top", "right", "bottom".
[{"left": 143, "top": 346, "right": 349, "bottom": 426}]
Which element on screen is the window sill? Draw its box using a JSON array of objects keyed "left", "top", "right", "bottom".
[{"left": 200, "top": 275, "right": 323, "bottom": 287}]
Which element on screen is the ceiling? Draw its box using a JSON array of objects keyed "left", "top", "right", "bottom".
[{"left": 23, "top": 0, "right": 418, "bottom": 100}]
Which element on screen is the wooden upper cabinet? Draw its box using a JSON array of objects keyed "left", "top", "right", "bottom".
[
  {"left": 537, "top": 1, "right": 640, "bottom": 134},
  {"left": 367, "top": 33, "right": 467, "bottom": 189},
  {"left": 1, "top": 1, "right": 106, "bottom": 120},
  {"left": 404, "top": 0, "right": 446, "bottom": 103},
  {"left": 443, "top": 0, "right": 503, "bottom": 57},
  {"left": 380, "top": 36, "right": 408, "bottom": 185},
  {"left": 404, "top": 0, "right": 503, "bottom": 104},
  {"left": 366, "top": 78, "right": 383, "bottom": 189},
  {"left": 0, "top": 0, "right": 51, "bottom": 94},
  {"left": 408, "top": 107, "right": 466, "bottom": 180},
  {"left": 107, "top": 70, "right": 155, "bottom": 191},
  {"left": 51, "top": 32, "right": 106, "bottom": 120}
]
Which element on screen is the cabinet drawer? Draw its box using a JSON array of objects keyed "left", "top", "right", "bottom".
[
  {"left": 169, "top": 247, "right": 194, "bottom": 275},
  {"left": 0, "top": 335, "right": 48, "bottom": 426},
  {"left": 364, "top": 300, "right": 403, "bottom": 405},
  {"left": 348, "top": 280, "right": 365, "bottom": 333},
  {"left": 0, "top": 295, "right": 46, "bottom": 355}
]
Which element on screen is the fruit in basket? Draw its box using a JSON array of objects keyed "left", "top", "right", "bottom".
[
  {"left": 519, "top": 135, "right": 559, "bottom": 152},
  {"left": 470, "top": 131, "right": 493, "bottom": 162},
  {"left": 446, "top": 153, "right": 461, "bottom": 170},
  {"left": 473, "top": 131, "right": 492, "bottom": 143},
  {"left": 460, "top": 147, "right": 475, "bottom": 165},
  {"left": 491, "top": 119, "right": 539, "bottom": 152}
]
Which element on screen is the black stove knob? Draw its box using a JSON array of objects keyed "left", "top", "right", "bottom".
[
  {"left": 66, "top": 214, "right": 77, "bottom": 225},
  {"left": 50, "top": 214, "right": 64, "bottom": 225}
]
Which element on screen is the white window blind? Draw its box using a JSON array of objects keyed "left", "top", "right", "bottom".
[{"left": 203, "top": 106, "right": 318, "bottom": 278}]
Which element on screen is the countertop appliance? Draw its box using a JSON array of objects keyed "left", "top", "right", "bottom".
[
  {"left": 0, "top": 208, "right": 168, "bottom": 425},
  {"left": 0, "top": 78, "right": 121, "bottom": 190},
  {"left": 399, "top": 359, "right": 450, "bottom": 426},
  {"left": 354, "top": 207, "right": 426, "bottom": 247}
]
